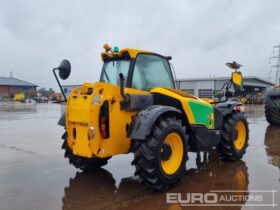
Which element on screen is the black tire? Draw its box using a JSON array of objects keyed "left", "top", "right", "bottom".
[
  {"left": 217, "top": 112, "right": 249, "bottom": 160},
  {"left": 132, "top": 117, "right": 188, "bottom": 191},
  {"left": 265, "top": 96, "right": 280, "bottom": 126},
  {"left": 62, "top": 133, "right": 110, "bottom": 171}
]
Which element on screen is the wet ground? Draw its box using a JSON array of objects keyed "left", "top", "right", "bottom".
[{"left": 0, "top": 102, "right": 279, "bottom": 210}]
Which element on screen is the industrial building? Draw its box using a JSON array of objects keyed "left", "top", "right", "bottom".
[
  {"left": 176, "top": 76, "right": 274, "bottom": 98},
  {"left": 0, "top": 76, "right": 37, "bottom": 99}
]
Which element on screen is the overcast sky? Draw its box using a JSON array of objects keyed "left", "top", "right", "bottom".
[{"left": 0, "top": 0, "right": 280, "bottom": 90}]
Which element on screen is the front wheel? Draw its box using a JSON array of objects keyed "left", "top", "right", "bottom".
[
  {"left": 132, "top": 117, "right": 188, "bottom": 191},
  {"left": 217, "top": 112, "right": 249, "bottom": 160}
]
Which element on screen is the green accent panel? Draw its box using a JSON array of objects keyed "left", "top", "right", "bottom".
[{"left": 188, "top": 101, "right": 214, "bottom": 129}]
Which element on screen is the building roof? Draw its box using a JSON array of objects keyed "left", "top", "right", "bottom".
[
  {"left": 0, "top": 77, "right": 38, "bottom": 87},
  {"left": 176, "top": 76, "right": 275, "bottom": 85}
]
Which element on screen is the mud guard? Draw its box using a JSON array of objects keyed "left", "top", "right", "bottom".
[
  {"left": 216, "top": 101, "right": 244, "bottom": 117},
  {"left": 58, "top": 112, "right": 66, "bottom": 127},
  {"left": 128, "top": 105, "right": 182, "bottom": 140}
]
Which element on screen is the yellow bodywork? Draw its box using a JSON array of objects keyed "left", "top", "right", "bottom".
[
  {"left": 66, "top": 82, "right": 215, "bottom": 158},
  {"left": 232, "top": 71, "right": 244, "bottom": 91},
  {"left": 66, "top": 82, "right": 148, "bottom": 158},
  {"left": 151, "top": 87, "right": 214, "bottom": 128},
  {"left": 101, "top": 48, "right": 152, "bottom": 60}
]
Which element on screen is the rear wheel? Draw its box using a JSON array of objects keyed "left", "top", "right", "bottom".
[
  {"left": 132, "top": 117, "right": 188, "bottom": 190},
  {"left": 62, "top": 133, "right": 110, "bottom": 171},
  {"left": 217, "top": 112, "right": 249, "bottom": 160},
  {"left": 265, "top": 96, "right": 280, "bottom": 126}
]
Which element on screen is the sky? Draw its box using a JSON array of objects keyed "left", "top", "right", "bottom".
[{"left": 0, "top": 0, "right": 280, "bottom": 90}]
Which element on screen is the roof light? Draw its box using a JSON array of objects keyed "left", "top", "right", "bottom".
[
  {"left": 113, "top": 46, "right": 119, "bottom": 53},
  {"left": 103, "top": 43, "right": 111, "bottom": 52}
]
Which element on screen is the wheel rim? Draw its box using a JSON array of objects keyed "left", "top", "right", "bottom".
[
  {"left": 161, "top": 133, "right": 184, "bottom": 175},
  {"left": 234, "top": 121, "right": 246, "bottom": 150}
]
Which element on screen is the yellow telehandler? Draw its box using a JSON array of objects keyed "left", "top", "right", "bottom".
[{"left": 53, "top": 45, "right": 249, "bottom": 190}]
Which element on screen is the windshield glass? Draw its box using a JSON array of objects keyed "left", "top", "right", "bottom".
[
  {"left": 132, "top": 54, "right": 174, "bottom": 91},
  {"left": 100, "top": 60, "right": 130, "bottom": 85}
]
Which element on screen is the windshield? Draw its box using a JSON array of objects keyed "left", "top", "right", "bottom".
[
  {"left": 100, "top": 60, "right": 131, "bottom": 86},
  {"left": 132, "top": 54, "right": 174, "bottom": 91}
]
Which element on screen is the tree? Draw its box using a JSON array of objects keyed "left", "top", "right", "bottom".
[
  {"left": 37, "top": 88, "right": 48, "bottom": 97},
  {"left": 48, "top": 88, "right": 55, "bottom": 95}
]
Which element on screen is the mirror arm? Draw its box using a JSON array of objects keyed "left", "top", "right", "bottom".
[
  {"left": 225, "top": 81, "right": 230, "bottom": 101},
  {"left": 216, "top": 81, "right": 231, "bottom": 103},
  {"left": 221, "top": 80, "right": 229, "bottom": 90},
  {"left": 224, "top": 80, "right": 234, "bottom": 102},
  {"left": 53, "top": 68, "right": 67, "bottom": 103}
]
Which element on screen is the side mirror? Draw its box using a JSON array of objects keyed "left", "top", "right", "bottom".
[
  {"left": 226, "top": 61, "right": 242, "bottom": 70},
  {"left": 213, "top": 90, "right": 224, "bottom": 98},
  {"left": 57, "top": 59, "right": 71, "bottom": 80},
  {"left": 53, "top": 59, "right": 71, "bottom": 103},
  {"left": 232, "top": 71, "right": 243, "bottom": 92}
]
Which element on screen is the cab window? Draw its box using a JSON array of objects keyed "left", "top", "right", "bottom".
[
  {"left": 100, "top": 60, "right": 130, "bottom": 86},
  {"left": 132, "top": 54, "right": 174, "bottom": 91}
]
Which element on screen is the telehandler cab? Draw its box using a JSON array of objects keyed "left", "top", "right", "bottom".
[{"left": 54, "top": 44, "right": 249, "bottom": 190}]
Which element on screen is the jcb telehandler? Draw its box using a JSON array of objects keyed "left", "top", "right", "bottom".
[{"left": 53, "top": 45, "right": 249, "bottom": 190}]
